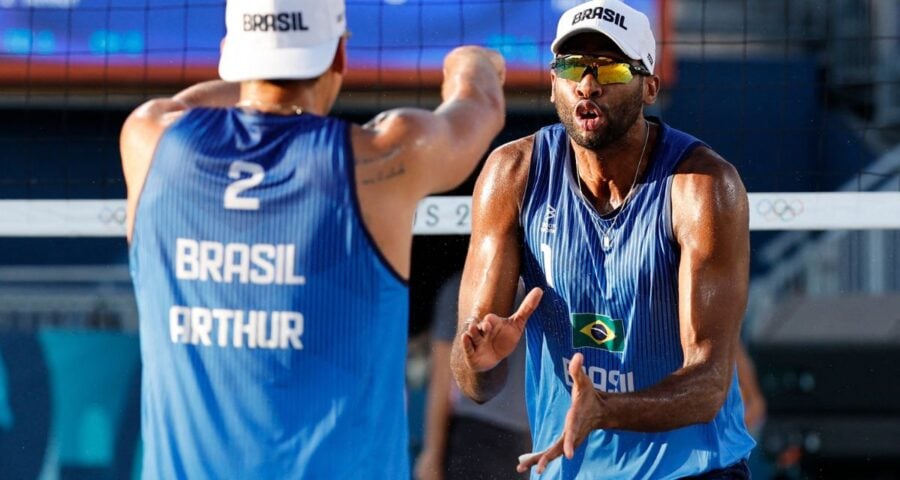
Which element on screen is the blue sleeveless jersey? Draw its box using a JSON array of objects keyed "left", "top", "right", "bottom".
[
  {"left": 130, "top": 108, "right": 410, "bottom": 479},
  {"left": 520, "top": 121, "right": 755, "bottom": 479}
]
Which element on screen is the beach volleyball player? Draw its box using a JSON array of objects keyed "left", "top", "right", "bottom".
[
  {"left": 452, "top": 0, "right": 756, "bottom": 478},
  {"left": 119, "top": 0, "right": 505, "bottom": 477}
]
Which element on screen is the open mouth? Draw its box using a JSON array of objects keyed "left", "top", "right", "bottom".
[{"left": 574, "top": 101, "right": 604, "bottom": 131}]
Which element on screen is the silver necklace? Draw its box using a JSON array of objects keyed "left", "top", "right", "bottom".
[
  {"left": 235, "top": 99, "right": 304, "bottom": 115},
  {"left": 575, "top": 119, "right": 650, "bottom": 251}
]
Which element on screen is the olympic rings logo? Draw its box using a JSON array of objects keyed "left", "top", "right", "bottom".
[
  {"left": 98, "top": 206, "right": 126, "bottom": 225},
  {"left": 756, "top": 198, "right": 804, "bottom": 222}
]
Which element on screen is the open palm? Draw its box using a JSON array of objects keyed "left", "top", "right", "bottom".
[
  {"left": 517, "top": 352, "right": 604, "bottom": 475},
  {"left": 461, "top": 288, "right": 543, "bottom": 372}
]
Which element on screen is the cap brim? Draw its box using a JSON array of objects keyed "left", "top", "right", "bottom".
[
  {"left": 218, "top": 37, "right": 340, "bottom": 82},
  {"left": 551, "top": 27, "right": 641, "bottom": 62}
]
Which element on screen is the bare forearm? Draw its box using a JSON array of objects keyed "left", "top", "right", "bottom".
[
  {"left": 173, "top": 80, "right": 240, "bottom": 108},
  {"left": 422, "top": 342, "right": 452, "bottom": 455},
  {"left": 598, "top": 363, "right": 731, "bottom": 432},
  {"left": 437, "top": 47, "right": 505, "bottom": 162},
  {"left": 449, "top": 341, "right": 508, "bottom": 403}
]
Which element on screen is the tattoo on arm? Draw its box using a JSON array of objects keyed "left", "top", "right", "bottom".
[
  {"left": 355, "top": 146, "right": 401, "bottom": 166},
  {"left": 362, "top": 163, "right": 406, "bottom": 185}
]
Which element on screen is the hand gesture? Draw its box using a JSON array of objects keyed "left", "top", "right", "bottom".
[
  {"left": 516, "top": 353, "right": 604, "bottom": 475},
  {"left": 461, "top": 287, "right": 543, "bottom": 372}
]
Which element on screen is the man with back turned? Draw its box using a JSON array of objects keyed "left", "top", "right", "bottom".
[{"left": 120, "top": 0, "right": 506, "bottom": 477}]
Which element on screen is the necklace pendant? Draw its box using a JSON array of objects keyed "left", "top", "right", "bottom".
[{"left": 602, "top": 234, "right": 612, "bottom": 251}]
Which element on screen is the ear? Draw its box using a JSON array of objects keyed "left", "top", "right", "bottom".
[
  {"left": 643, "top": 74, "right": 660, "bottom": 106},
  {"left": 549, "top": 70, "right": 557, "bottom": 103},
  {"left": 331, "top": 36, "right": 347, "bottom": 76}
]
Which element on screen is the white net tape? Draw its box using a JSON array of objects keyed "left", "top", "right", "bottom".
[{"left": 1, "top": 193, "right": 898, "bottom": 237}]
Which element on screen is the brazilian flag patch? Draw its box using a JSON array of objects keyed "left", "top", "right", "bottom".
[{"left": 571, "top": 313, "right": 625, "bottom": 352}]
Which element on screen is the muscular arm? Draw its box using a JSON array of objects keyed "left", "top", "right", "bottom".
[
  {"left": 593, "top": 148, "right": 750, "bottom": 431},
  {"left": 354, "top": 46, "right": 506, "bottom": 200},
  {"left": 350, "top": 46, "right": 506, "bottom": 279},
  {"left": 450, "top": 138, "right": 532, "bottom": 403}
]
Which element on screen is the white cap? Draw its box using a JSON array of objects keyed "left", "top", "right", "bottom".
[
  {"left": 551, "top": 0, "right": 656, "bottom": 73},
  {"left": 219, "top": 0, "right": 346, "bottom": 82}
]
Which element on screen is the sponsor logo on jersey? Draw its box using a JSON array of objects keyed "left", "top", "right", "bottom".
[
  {"left": 562, "top": 356, "right": 635, "bottom": 392},
  {"left": 571, "top": 313, "right": 625, "bottom": 352},
  {"left": 540, "top": 205, "right": 558, "bottom": 233}
]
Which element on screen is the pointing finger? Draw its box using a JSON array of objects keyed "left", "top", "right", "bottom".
[
  {"left": 569, "top": 352, "right": 592, "bottom": 388},
  {"left": 569, "top": 352, "right": 585, "bottom": 377},
  {"left": 511, "top": 287, "right": 543, "bottom": 326}
]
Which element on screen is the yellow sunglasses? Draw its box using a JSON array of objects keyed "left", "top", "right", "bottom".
[{"left": 550, "top": 55, "right": 650, "bottom": 84}]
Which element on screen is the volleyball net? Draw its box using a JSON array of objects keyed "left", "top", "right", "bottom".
[
  {"left": 1, "top": 190, "right": 900, "bottom": 238},
  {"left": 0, "top": 0, "right": 899, "bottom": 323}
]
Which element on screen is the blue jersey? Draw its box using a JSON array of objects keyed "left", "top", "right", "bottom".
[
  {"left": 130, "top": 108, "right": 410, "bottom": 479},
  {"left": 519, "top": 121, "right": 755, "bottom": 479}
]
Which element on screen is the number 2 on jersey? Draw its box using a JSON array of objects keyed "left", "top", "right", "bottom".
[{"left": 224, "top": 161, "right": 265, "bottom": 210}]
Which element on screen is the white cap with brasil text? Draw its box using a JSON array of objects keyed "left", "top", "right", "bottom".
[
  {"left": 551, "top": 0, "right": 656, "bottom": 73},
  {"left": 219, "top": 0, "right": 346, "bottom": 82}
]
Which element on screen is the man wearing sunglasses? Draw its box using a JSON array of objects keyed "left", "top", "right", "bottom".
[
  {"left": 120, "top": 0, "right": 506, "bottom": 478},
  {"left": 452, "top": 0, "right": 756, "bottom": 478}
]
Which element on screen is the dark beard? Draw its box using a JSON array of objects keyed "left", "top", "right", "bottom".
[{"left": 555, "top": 80, "right": 644, "bottom": 150}]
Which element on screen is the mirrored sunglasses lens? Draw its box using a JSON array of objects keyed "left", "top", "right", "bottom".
[
  {"left": 556, "top": 64, "right": 587, "bottom": 82},
  {"left": 595, "top": 64, "right": 633, "bottom": 84},
  {"left": 554, "top": 59, "right": 634, "bottom": 84},
  {"left": 555, "top": 62, "right": 586, "bottom": 81}
]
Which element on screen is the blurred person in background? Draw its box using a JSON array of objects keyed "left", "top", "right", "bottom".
[
  {"left": 119, "top": 0, "right": 505, "bottom": 477},
  {"left": 738, "top": 342, "right": 766, "bottom": 436},
  {"left": 415, "top": 271, "right": 531, "bottom": 480}
]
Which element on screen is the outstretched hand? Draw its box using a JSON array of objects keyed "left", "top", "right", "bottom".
[
  {"left": 460, "top": 287, "right": 543, "bottom": 372},
  {"left": 516, "top": 353, "right": 605, "bottom": 474}
]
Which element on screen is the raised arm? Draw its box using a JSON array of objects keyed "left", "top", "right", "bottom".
[
  {"left": 353, "top": 46, "right": 506, "bottom": 199},
  {"left": 450, "top": 138, "right": 541, "bottom": 403},
  {"left": 350, "top": 46, "right": 507, "bottom": 279}
]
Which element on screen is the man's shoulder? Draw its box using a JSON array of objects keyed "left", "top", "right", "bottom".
[
  {"left": 488, "top": 122, "right": 568, "bottom": 167},
  {"left": 479, "top": 133, "right": 540, "bottom": 192},
  {"left": 673, "top": 144, "right": 739, "bottom": 180},
  {"left": 491, "top": 133, "right": 537, "bottom": 162},
  {"left": 124, "top": 97, "right": 191, "bottom": 133},
  {"left": 670, "top": 143, "right": 747, "bottom": 224}
]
